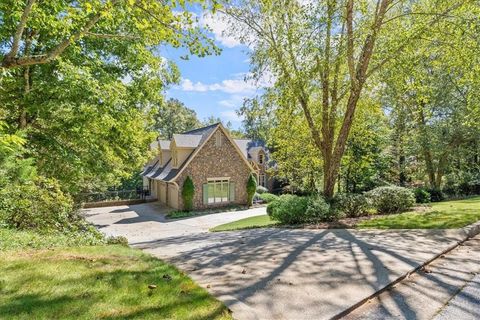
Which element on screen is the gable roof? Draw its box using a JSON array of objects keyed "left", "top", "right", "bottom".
[{"left": 146, "top": 123, "right": 254, "bottom": 182}]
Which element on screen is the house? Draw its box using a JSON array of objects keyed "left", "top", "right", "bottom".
[{"left": 142, "top": 123, "right": 273, "bottom": 210}]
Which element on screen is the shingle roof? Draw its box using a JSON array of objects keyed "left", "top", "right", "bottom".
[
  {"left": 144, "top": 123, "right": 221, "bottom": 181},
  {"left": 172, "top": 134, "right": 202, "bottom": 148},
  {"left": 234, "top": 139, "right": 252, "bottom": 158}
]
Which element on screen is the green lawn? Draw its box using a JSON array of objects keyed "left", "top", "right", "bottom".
[
  {"left": 210, "top": 214, "right": 279, "bottom": 232},
  {"left": 358, "top": 196, "right": 480, "bottom": 229},
  {"left": 209, "top": 197, "right": 480, "bottom": 231},
  {"left": 0, "top": 232, "right": 231, "bottom": 320}
]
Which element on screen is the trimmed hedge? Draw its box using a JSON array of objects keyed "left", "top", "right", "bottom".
[
  {"left": 366, "top": 186, "right": 415, "bottom": 214},
  {"left": 267, "top": 195, "right": 336, "bottom": 224},
  {"left": 246, "top": 174, "right": 257, "bottom": 206},
  {"left": 332, "top": 193, "right": 370, "bottom": 218},
  {"left": 181, "top": 176, "right": 194, "bottom": 211}
]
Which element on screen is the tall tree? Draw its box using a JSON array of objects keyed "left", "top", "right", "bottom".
[
  {"left": 0, "top": 0, "right": 219, "bottom": 193},
  {"left": 154, "top": 98, "right": 201, "bottom": 139},
  {"left": 381, "top": 3, "right": 480, "bottom": 189},
  {"left": 223, "top": 0, "right": 470, "bottom": 197}
]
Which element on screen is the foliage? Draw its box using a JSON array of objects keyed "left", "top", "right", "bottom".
[
  {"left": 358, "top": 197, "right": 480, "bottom": 229},
  {"left": 181, "top": 176, "right": 195, "bottom": 211},
  {"left": 305, "top": 197, "right": 338, "bottom": 222},
  {"left": 0, "top": 245, "right": 232, "bottom": 319},
  {"left": 414, "top": 188, "right": 431, "bottom": 204},
  {"left": 154, "top": 98, "right": 202, "bottom": 139},
  {"left": 332, "top": 193, "right": 370, "bottom": 218},
  {"left": 256, "top": 185, "right": 268, "bottom": 194},
  {"left": 340, "top": 100, "right": 391, "bottom": 193},
  {"left": 428, "top": 188, "right": 445, "bottom": 203},
  {"left": 366, "top": 186, "right": 415, "bottom": 214},
  {"left": 259, "top": 192, "right": 279, "bottom": 203},
  {"left": 0, "top": 177, "right": 78, "bottom": 231},
  {"left": 0, "top": 0, "right": 220, "bottom": 194},
  {"left": 246, "top": 174, "right": 257, "bottom": 206},
  {"left": 267, "top": 195, "right": 334, "bottom": 224},
  {"left": 223, "top": 0, "right": 470, "bottom": 198},
  {"left": 106, "top": 235, "right": 129, "bottom": 246},
  {"left": 210, "top": 214, "right": 279, "bottom": 232},
  {"left": 0, "top": 227, "right": 105, "bottom": 251},
  {"left": 267, "top": 195, "right": 310, "bottom": 224}
]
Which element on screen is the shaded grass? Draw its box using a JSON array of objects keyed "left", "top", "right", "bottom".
[
  {"left": 0, "top": 227, "right": 104, "bottom": 251},
  {"left": 0, "top": 245, "right": 232, "bottom": 320},
  {"left": 210, "top": 214, "right": 279, "bottom": 232},
  {"left": 358, "top": 196, "right": 480, "bottom": 229}
]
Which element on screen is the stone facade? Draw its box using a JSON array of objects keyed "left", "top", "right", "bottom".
[{"left": 175, "top": 128, "right": 252, "bottom": 210}]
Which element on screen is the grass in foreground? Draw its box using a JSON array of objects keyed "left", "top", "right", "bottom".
[
  {"left": 0, "top": 244, "right": 231, "bottom": 320},
  {"left": 358, "top": 196, "right": 480, "bottom": 229},
  {"left": 210, "top": 214, "right": 279, "bottom": 232}
]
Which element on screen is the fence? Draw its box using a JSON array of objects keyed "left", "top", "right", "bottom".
[{"left": 76, "top": 189, "right": 150, "bottom": 204}]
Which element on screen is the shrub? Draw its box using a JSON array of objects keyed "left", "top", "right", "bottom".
[
  {"left": 414, "top": 188, "right": 431, "bottom": 203},
  {"left": 332, "top": 193, "right": 370, "bottom": 218},
  {"left": 181, "top": 176, "right": 194, "bottom": 211},
  {"left": 305, "top": 197, "right": 337, "bottom": 222},
  {"left": 267, "top": 195, "right": 334, "bottom": 224},
  {"left": 256, "top": 186, "right": 268, "bottom": 194},
  {"left": 0, "top": 177, "right": 75, "bottom": 232},
  {"left": 259, "top": 192, "right": 279, "bottom": 203},
  {"left": 366, "top": 186, "right": 415, "bottom": 214},
  {"left": 246, "top": 174, "right": 257, "bottom": 206},
  {"left": 428, "top": 188, "right": 445, "bottom": 202},
  {"left": 267, "top": 195, "right": 310, "bottom": 224},
  {"left": 106, "top": 235, "right": 129, "bottom": 246}
]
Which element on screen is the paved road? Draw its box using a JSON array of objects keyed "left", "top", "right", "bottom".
[
  {"left": 85, "top": 203, "right": 477, "bottom": 320},
  {"left": 345, "top": 235, "right": 480, "bottom": 320}
]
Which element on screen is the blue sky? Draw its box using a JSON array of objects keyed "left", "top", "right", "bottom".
[{"left": 162, "top": 12, "right": 259, "bottom": 129}]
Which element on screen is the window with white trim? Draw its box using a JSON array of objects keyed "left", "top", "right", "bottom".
[{"left": 207, "top": 179, "right": 229, "bottom": 204}]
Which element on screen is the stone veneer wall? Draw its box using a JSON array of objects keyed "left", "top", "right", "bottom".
[{"left": 175, "top": 128, "right": 252, "bottom": 210}]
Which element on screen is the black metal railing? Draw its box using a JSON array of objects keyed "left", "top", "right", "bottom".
[{"left": 76, "top": 188, "right": 150, "bottom": 203}]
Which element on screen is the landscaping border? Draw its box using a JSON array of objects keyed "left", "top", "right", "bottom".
[{"left": 331, "top": 220, "right": 480, "bottom": 320}]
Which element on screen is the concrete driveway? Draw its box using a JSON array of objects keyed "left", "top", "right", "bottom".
[{"left": 85, "top": 203, "right": 474, "bottom": 320}]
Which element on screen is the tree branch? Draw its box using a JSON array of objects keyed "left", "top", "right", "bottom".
[{"left": 3, "top": 0, "right": 36, "bottom": 62}]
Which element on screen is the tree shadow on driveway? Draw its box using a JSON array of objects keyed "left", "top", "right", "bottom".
[{"left": 131, "top": 227, "right": 467, "bottom": 319}]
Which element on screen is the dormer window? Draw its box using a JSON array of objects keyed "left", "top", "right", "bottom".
[
  {"left": 215, "top": 131, "right": 223, "bottom": 147},
  {"left": 259, "top": 153, "right": 264, "bottom": 164}
]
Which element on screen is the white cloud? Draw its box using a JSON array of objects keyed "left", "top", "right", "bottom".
[
  {"left": 180, "top": 77, "right": 257, "bottom": 94},
  {"left": 200, "top": 12, "right": 243, "bottom": 48},
  {"left": 219, "top": 95, "right": 246, "bottom": 108},
  {"left": 220, "top": 110, "right": 244, "bottom": 123}
]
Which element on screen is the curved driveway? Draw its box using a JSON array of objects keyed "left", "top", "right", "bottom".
[{"left": 84, "top": 203, "right": 474, "bottom": 320}]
